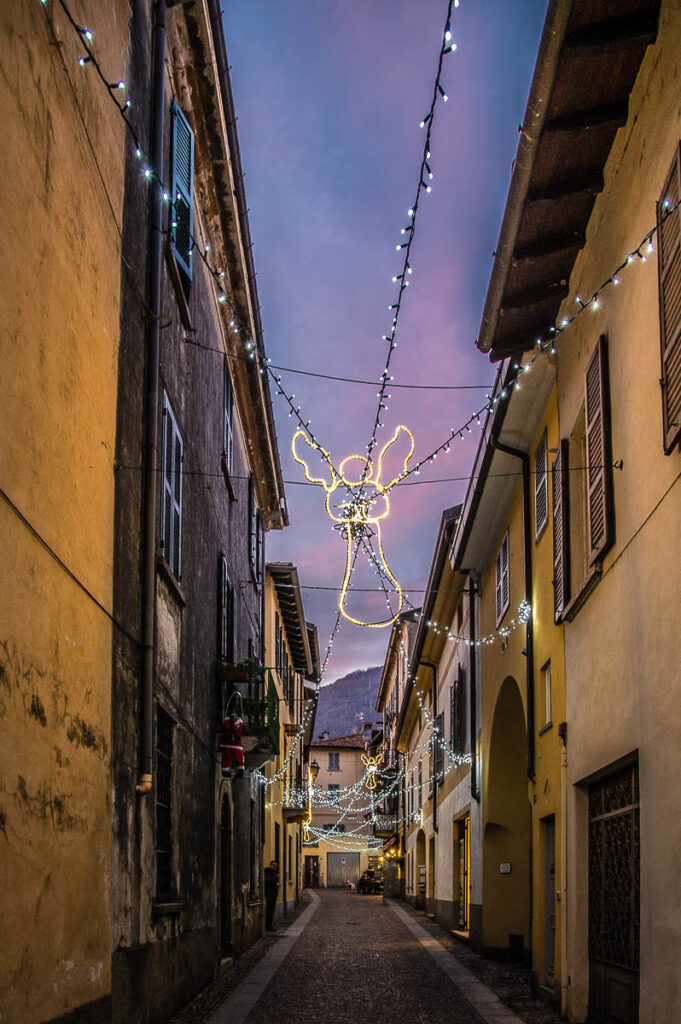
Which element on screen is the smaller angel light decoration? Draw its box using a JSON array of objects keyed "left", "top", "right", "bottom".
[
  {"left": 361, "top": 752, "right": 383, "bottom": 790},
  {"left": 292, "top": 425, "right": 415, "bottom": 628}
]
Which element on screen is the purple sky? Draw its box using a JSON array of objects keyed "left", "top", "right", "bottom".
[{"left": 223, "top": 0, "right": 548, "bottom": 683}]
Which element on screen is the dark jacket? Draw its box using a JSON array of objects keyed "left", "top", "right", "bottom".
[{"left": 264, "top": 867, "right": 279, "bottom": 900}]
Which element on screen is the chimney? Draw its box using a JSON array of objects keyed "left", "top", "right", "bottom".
[
  {"left": 320, "top": 730, "right": 329, "bottom": 741},
  {"left": 363, "top": 721, "right": 372, "bottom": 740}
]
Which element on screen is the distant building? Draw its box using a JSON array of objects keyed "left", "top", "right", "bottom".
[
  {"left": 262, "top": 563, "right": 320, "bottom": 923},
  {"left": 306, "top": 731, "right": 379, "bottom": 888}
]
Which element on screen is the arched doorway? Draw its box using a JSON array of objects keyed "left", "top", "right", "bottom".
[
  {"left": 220, "top": 794, "right": 232, "bottom": 957},
  {"left": 415, "top": 828, "right": 426, "bottom": 910},
  {"left": 483, "top": 676, "right": 530, "bottom": 959}
]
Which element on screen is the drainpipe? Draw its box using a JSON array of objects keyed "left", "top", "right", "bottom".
[
  {"left": 137, "top": 0, "right": 167, "bottom": 795},
  {"left": 420, "top": 661, "right": 438, "bottom": 834},
  {"left": 401, "top": 757, "right": 407, "bottom": 898},
  {"left": 491, "top": 438, "right": 535, "bottom": 781},
  {"left": 559, "top": 721, "right": 568, "bottom": 1016},
  {"left": 468, "top": 580, "right": 480, "bottom": 802}
]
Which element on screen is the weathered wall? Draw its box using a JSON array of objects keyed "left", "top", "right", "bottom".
[
  {"left": 556, "top": 1, "right": 681, "bottom": 1019},
  {"left": 0, "top": 1, "right": 128, "bottom": 1020},
  {"left": 111, "top": 2, "right": 269, "bottom": 1019}
]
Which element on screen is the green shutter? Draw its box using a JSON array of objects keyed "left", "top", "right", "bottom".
[{"left": 171, "top": 101, "right": 194, "bottom": 280}]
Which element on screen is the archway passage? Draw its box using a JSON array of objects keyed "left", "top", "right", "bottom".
[
  {"left": 483, "top": 676, "right": 530, "bottom": 959},
  {"left": 220, "top": 794, "right": 232, "bottom": 957}
]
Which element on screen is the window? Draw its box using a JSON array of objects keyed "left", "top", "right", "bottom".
[
  {"left": 534, "top": 429, "right": 548, "bottom": 540},
  {"left": 223, "top": 359, "right": 234, "bottom": 473},
  {"left": 434, "top": 712, "right": 444, "bottom": 783},
  {"left": 248, "top": 475, "right": 257, "bottom": 571},
  {"left": 495, "top": 530, "right": 510, "bottom": 625},
  {"left": 219, "top": 555, "right": 235, "bottom": 663},
  {"left": 170, "top": 101, "right": 194, "bottom": 280},
  {"left": 161, "top": 393, "right": 183, "bottom": 580},
  {"left": 552, "top": 439, "right": 570, "bottom": 622},
  {"left": 328, "top": 751, "right": 340, "bottom": 771},
  {"left": 336, "top": 824, "right": 345, "bottom": 834},
  {"left": 155, "top": 707, "right": 173, "bottom": 900},
  {"left": 417, "top": 761, "right": 423, "bottom": 809},
  {"left": 584, "top": 335, "right": 614, "bottom": 565},
  {"left": 328, "top": 784, "right": 340, "bottom": 803},
  {"left": 542, "top": 660, "right": 552, "bottom": 727},
  {"left": 450, "top": 665, "right": 466, "bottom": 756},
  {"left": 657, "top": 145, "right": 681, "bottom": 453}
]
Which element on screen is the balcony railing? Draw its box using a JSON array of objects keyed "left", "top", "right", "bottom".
[
  {"left": 372, "top": 814, "right": 397, "bottom": 838},
  {"left": 219, "top": 664, "right": 280, "bottom": 765}
]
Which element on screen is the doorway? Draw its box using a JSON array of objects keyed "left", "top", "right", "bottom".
[
  {"left": 455, "top": 815, "right": 470, "bottom": 931},
  {"left": 220, "top": 795, "right": 232, "bottom": 956},
  {"left": 543, "top": 816, "right": 556, "bottom": 989},
  {"left": 588, "top": 761, "right": 639, "bottom": 1023},
  {"left": 304, "top": 855, "right": 320, "bottom": 888}
]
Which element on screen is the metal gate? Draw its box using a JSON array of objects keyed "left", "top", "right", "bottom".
[
  {"left": 326, "top": 852, "right": 360, "bottom": 887},
  {"left": 588, "top": 761, "right": 640, "bottom": 1023}
]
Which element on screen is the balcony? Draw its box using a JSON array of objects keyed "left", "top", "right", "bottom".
[
  {"left": 219, "top": 662, "right": 280, "bottom": 766},
  {"left": 372, "top": 814, "right": 398, "bottom": 838}
]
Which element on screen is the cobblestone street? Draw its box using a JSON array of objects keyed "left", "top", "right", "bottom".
[{"left": 204, "top": 891, "right": 536, "bottom": 1024}]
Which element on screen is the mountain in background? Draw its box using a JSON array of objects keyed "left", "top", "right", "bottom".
[{"left": 313, "top": 666, "right": 383, "bottom": 740}]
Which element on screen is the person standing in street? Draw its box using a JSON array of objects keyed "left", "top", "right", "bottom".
[{"left": 264, "top": 860, "right": 279, "bottom": 932}]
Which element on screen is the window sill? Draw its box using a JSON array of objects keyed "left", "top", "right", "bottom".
[
  {"left": 221, "top": 455, "right": 236, "bottom": 501},
  {"left": 538, "top": 721, "right": 553, "bottom": 736},
  {"left": 248, "top": 898, "right": 262, "bottom": 908},
  {"left": 165, "top": 241, "right": 193, "bottom": 331},
  {"left": 152, "top": 901, "right": 183, "bottom": 918},
  {"left": 157, "top": 555, "right": 186, "bottom": 607},
  {"left": 562, "top": 564, "right": 602, "bottom": 623}
]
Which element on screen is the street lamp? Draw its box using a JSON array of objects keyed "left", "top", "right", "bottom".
[{"left": 309, "top": 758, "right": 320, "bottom": 784}]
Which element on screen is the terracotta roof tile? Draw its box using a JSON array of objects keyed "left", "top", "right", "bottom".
[{"left": 310, "top": 733, "right": 366, "bottom": 749}]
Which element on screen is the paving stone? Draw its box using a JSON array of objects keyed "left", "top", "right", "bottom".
[{"left": 243, "top": 891, "right": 488, "bottom": 1024}]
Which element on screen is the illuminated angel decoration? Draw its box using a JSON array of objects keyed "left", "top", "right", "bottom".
[
  {"left": 292, "top": 425, "right": 415, "bottom": 628},
  {"left": 361, "top": 752, "right": 383, "bottom": 789}
]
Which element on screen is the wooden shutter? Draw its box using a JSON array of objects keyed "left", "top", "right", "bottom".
[
  {"left": 161, "top": 393, "right": 182, "bottom": 578},
  {"left": 495, "top": 532, "right": 510, "bottom": 624},
  {"left": 534, "top": 430, "right": 548, "bottom": 539},
  {"left": 219, "top": 555, "right": 234, "bottom": 662},
  {"left": 585, "top": 335, "right": 614, "bottom": 565},
  {"left": 248, "top": 476, "right": 256, "bottom": 567},
  {"left": 657, "top": 145, "right": 681, "bottom": 453},
  {"left": 223, "top": 359, "right": 234, "bottom": 471},
  {"left": 434, "top": 712, "right": 444, "bottom": 781},
  {"left": 552, "top": 439, "right": 570, "bottom": 622},
  {"left": 171, "top": 101, "right": 194, "bottom": 279}
]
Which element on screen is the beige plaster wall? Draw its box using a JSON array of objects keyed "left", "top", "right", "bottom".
[
  {"left": 0, "top": 2, "right": 128, "bottom": 1020},
  {"left": 553, "top": 3, "right": 681, "bottom": 1018}
]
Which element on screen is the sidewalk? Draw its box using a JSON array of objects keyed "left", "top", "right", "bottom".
[{"left": 393, "top": 899, "right": 563, "bottom": 1024}]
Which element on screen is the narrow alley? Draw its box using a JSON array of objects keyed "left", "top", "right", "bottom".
[{"left": 195, "top": 892, "right": 547, "bottom": 1024}]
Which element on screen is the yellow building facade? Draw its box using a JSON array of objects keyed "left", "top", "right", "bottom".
[
  {"left": 306, "top": 731, "right": 377, "bottom": 888},
  {"left": 262, "top": 564, "right": 319, "bottom": 923},
  {"left": 0, "top": 3, "right": 128, "bottom": 1021},
  {"left": 474, "top": 1, "right": 678, "bottom": 1018}
]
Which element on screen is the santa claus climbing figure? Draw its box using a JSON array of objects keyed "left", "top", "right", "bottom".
[{"left": 221, "top": 713, "right": 244, "bottom": 779}]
